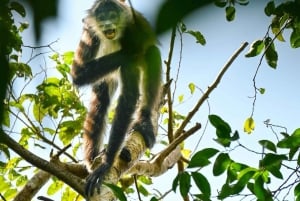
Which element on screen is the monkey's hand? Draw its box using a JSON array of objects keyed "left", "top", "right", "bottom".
[{"left": 85, "top": 163, "right": 110, "bottom": 198}]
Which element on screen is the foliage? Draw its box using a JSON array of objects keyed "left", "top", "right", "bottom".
[{"left": 1, "top": 0, "right": 300, "bottom": 201}]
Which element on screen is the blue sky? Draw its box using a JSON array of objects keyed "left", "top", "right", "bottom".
[{"left": 19, "top": 0, "right": 300, "bottom": 200}]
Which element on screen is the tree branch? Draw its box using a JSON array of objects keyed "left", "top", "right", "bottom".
[
  {"left": 13, "top": 171, "right": 51, "bottom": 201},
  {"left": 174, "top": 42, "right": 249, "bottom": 138}
]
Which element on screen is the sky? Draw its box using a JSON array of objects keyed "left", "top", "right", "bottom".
[{"left": 18, "top": 0, "right": 300, "bottom": 200}]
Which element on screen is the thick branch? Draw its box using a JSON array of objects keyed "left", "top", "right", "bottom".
[
  {"left": 174, "top": 42, "right": 249, "bottom": 138},
  {"left": 13, "top": 171, "right": 51, "bottom": 201},
  {"left": 0, "top": 130, "right": 85, "bottom": 196}
]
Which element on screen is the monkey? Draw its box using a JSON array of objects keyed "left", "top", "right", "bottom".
[{"left": 71, "top": 0, "right": 162, "bottom": 198}]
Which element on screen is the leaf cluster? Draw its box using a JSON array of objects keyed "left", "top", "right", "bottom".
[{"left": 172, "top": 114, "right": 300, "bottom": 200}]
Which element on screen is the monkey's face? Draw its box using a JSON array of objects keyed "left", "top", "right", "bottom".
[{"left": 97, "top": 10, "right": 122, "bottom": 40}]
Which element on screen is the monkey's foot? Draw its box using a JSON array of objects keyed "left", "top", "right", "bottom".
[
  {"left": 132, "top": 117, "right": 156, "bottom": 148},
  {"left": 85, "top": 163, "right": 110, "bottom": 198}
]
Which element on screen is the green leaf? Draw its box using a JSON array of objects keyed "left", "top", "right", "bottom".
[
  {"left": 260, "top": 153, "right": 287, "bottom": 179},
  {"left": 188, "top": 83, "right": 196, "bottom": 94},
  {"left": 271, "top": 17, "right": 285, "bottom": 42},
  {"left": 0, "top": 144, "right": 10, "bottom": 159},
  {"left": 218, "top": 183, "right": 232, "bottom": 199},
  {"left": 258, "top": 88, "right": 266, "bottom": 94},
  {"left": 236, "top": 0, "right": 249, "bottom": 6},
  {"left": 264, "top": 1, "right": 275, "bottom": 16},
  {"left": 254, "top": 176, "right": 265, "bottom": 200},
  {"left": 138, "top": 175, "right": 152, "bottom": 185},
  {"left": 188, "top": 148, "right": 219, "bottom": 168},
  {"left": 2, "top": 107, "right": 10, "bottom": 127},
  {"left": 10, "top": 1, "right": 26, "bottom": 17},
  {"left": 172, "top": 174, "right": 180, "bottom": 192},
  {"left": 137, "top": 183, "right": 149, "bottom": 196},
  {"left": 259, "top": 140, "right": 277, "bottom": 153},
  {"left": 179, "top": 172, "right": 191, "bottom": 197},
  {"left": 209, "top": 115, "right": 233, "bottom": 147},
  {"left": 245, "top": 40, "right": 264, "bottom": 57},
  {"left": 104, "top": 183, "right": 127, "bottom": 201},
  {"left": 232, "top": 170, "right": 255, "bottom": 194},
  {"left": 225, "top": 6, "right": 235, "bottom": 21},
  {"left": 264, "top": 37, "right": 278, "bottom": 68},
  {"left": 213, "top": 153, "right": 231, "bottom": 176},
  {"left": 4, "top": 188, "right": 17, "bottom": 200},
  {"left": 295, "top": 183, "right": 300, "bottom": 197},
  {"left": 186, "top": 30, "right": 206, "bottom": 45},
  {"left": 191, "top": 172, "right": 211, "bottom": 196},
  {"left": 277, "top": 128, "right": 300, "bottom": 151},
  {"left": 63, "top": 51, "right": 74, "bottom": 65},
  {"left": 150, "top": 197, "right": 159, "bottom": 201},
  {"left": 16, "top": 175, "right": 28, "bottom": 186},
  {"left": 47, "top": 180, "right": 63, "bottom": 195},
  {"left": 209, "top": 114, "right": 231, "bottom": 138},
  {"left": 59, "top": 120, "right": 82, "bottom": 145},
  {"left": 290, "top": 29, "right": 300, "bottom": 48},
  {"left": 214, "top": 0, "right": 227, "bottom": 8}
]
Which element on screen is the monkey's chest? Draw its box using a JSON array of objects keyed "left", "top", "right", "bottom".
[{"left": 96, "top": 40, "right": 121, "bottom": 57}]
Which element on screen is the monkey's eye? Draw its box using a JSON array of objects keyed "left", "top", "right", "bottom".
[
  {"left": 109, "top": 12, "right": 118, "bottom": 20},
  {"left": 98, "top": 13, "right": 106, "bottom": 21}
]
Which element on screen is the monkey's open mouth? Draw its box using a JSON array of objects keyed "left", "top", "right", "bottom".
[{"left": 103, "top": 29, "right": 116, "bottom": 39}]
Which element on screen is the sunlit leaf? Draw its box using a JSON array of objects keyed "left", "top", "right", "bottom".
[
  {"left": 47, "top": 180, "right": 63, "bottom": 195},
  {"left": 138, "top": 183, "right": 149, "bottom": 196},
  {"left": 188, "top": 83, "right": 195, "bottom": 94},
  {"left": 244, "top": 117, "right": 255, "bottom": 134},
  {"left": 63, "top": 51, "right": 74, "bottom": 65},
  {"left": 245, "top": 40, "right": 264, "bottom": 57},
  {"left": 178, "top": 94, "right": 184, "bottom": 103},
  {"left": 271, "top": 17, "right": 285, "bottom": 42},
  {"left": 186, "top": 30, "right": 206, "bottom": 45},
  {"left": 4, "top": 188, "right": 17, "bottom": 200}
]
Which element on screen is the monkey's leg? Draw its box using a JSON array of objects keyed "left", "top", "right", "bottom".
[
  {"left": 132, "top": 45, "right": 162, "bottom": 149},
  {"left": 85, "top": 65, "right": 140, "bottom": 197},
  {"left": 83, "top": 79, "right": 116, "bottom": 169}
]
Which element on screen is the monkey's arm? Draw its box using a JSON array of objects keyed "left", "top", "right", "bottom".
[
  {"left": 72, "top": 51, "right": 126, "bottom": 86},
  {"left": 71, "top": 26, "right": 126, "bottom": 86}
]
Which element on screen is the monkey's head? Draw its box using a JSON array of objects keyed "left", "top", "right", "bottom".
[{"left": 86, "top": 0, "right": 131, "bottom": 41}]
